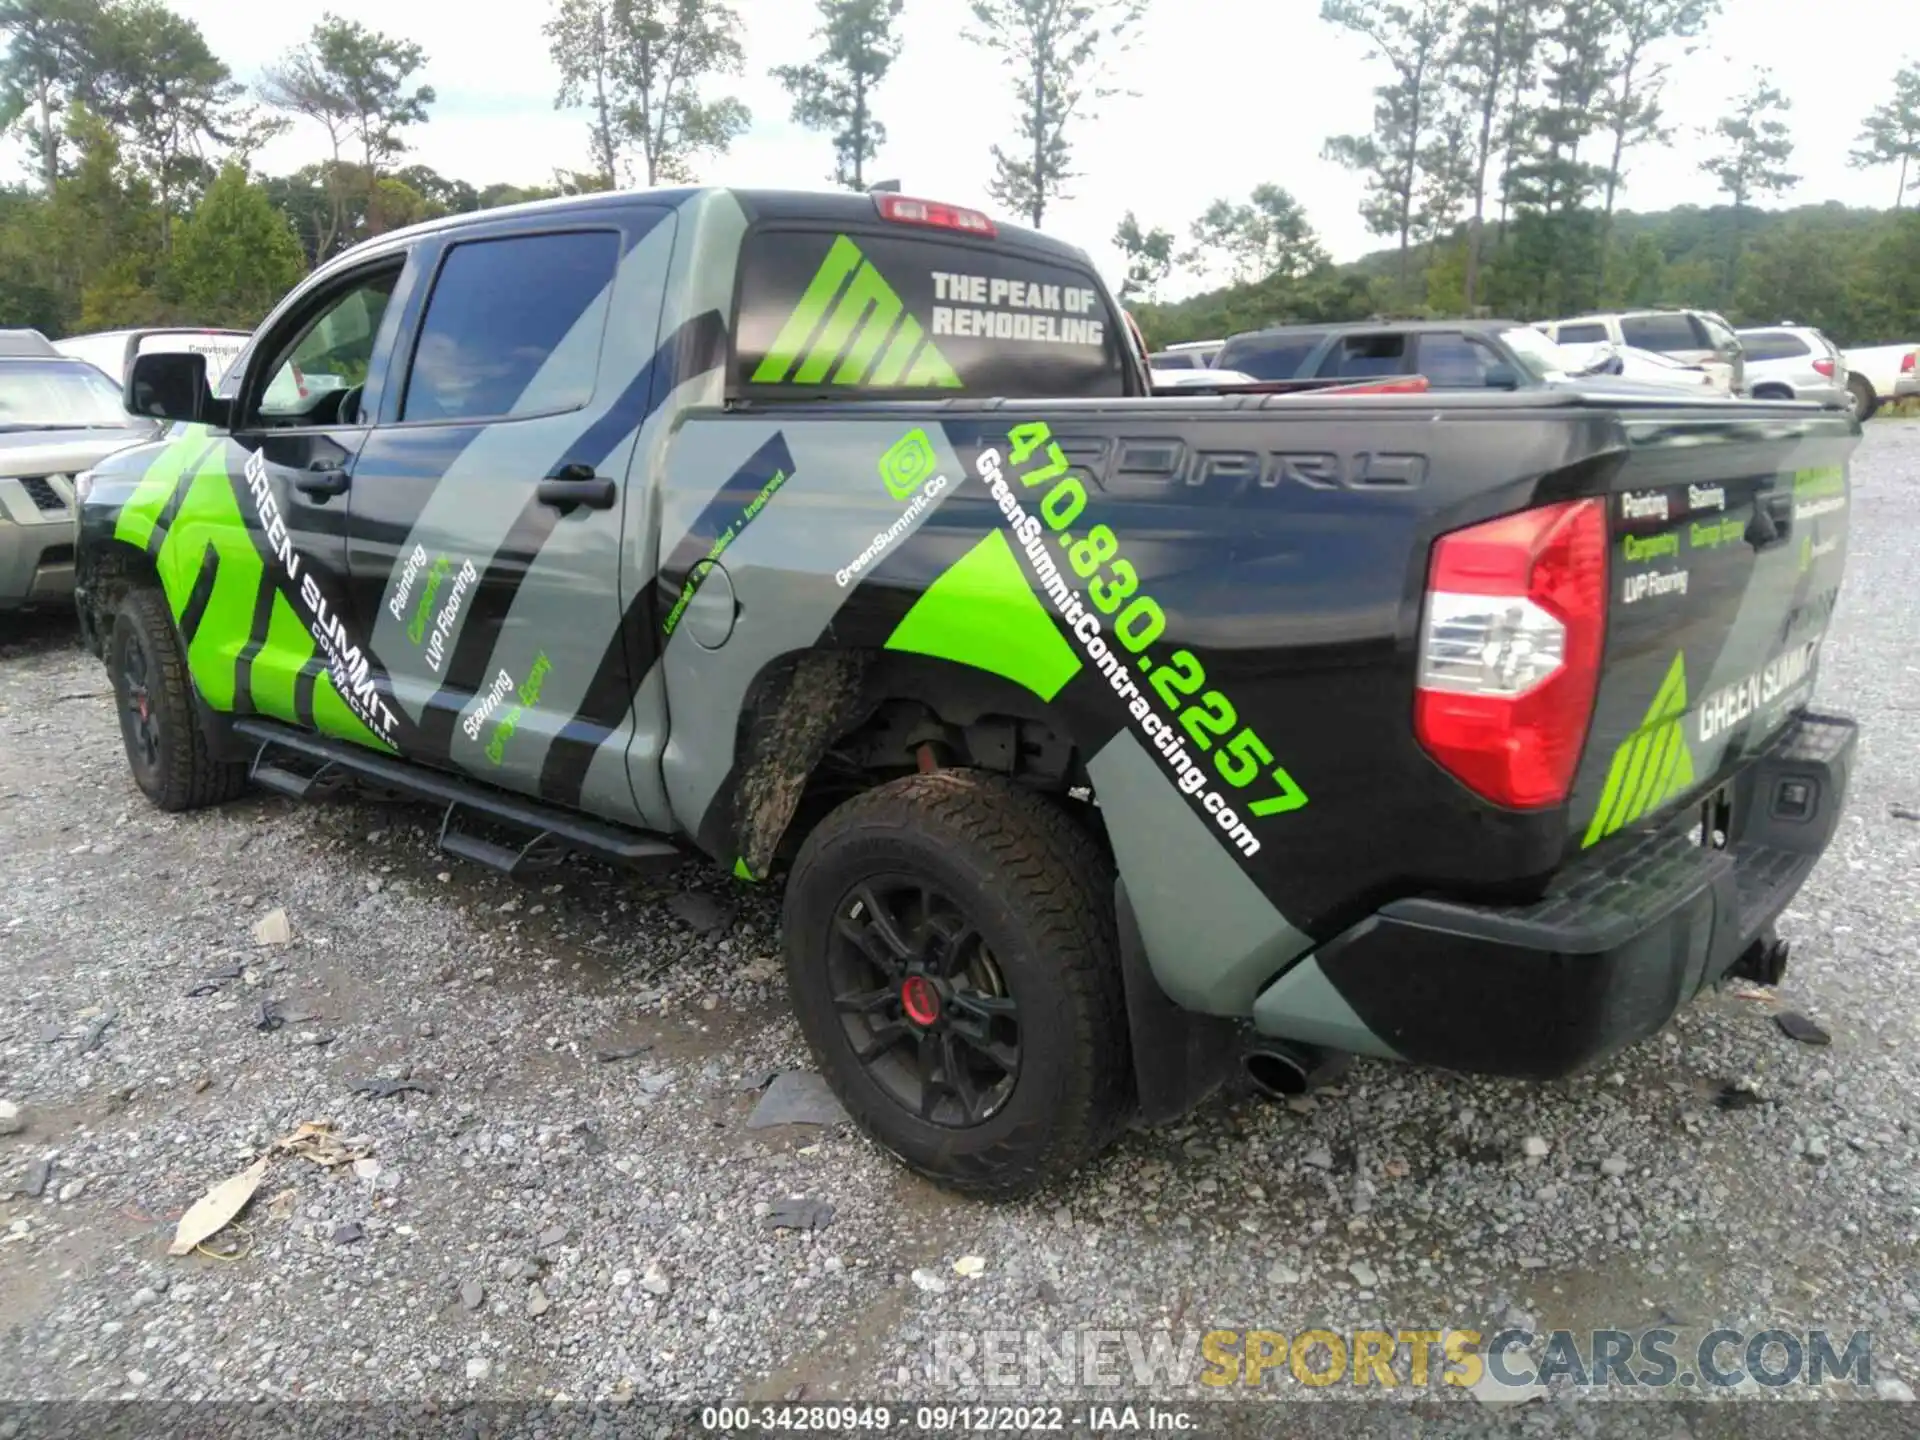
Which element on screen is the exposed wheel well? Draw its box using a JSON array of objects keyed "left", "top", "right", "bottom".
[
  {"left": 1750, "top": 383, "right": 1794, "bottom": 401},
  {"left": 720, "top": 649, "right": 1105, "bottom": 879},
  {"left": 77, "top": 541, "right": 159, "bottom": 659}
]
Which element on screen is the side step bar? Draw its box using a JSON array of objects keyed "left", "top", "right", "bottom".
[{"left": 234, "top": 718, "right": 683, "bottom": 876}]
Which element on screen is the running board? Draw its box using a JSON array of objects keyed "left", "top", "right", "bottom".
[{"left": 232, "top": 718, "right": 683, "bottom": 873}]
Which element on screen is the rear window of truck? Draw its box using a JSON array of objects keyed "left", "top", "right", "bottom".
[{"left": 733, "top": 227, "right": 1125, "bottom": 398}]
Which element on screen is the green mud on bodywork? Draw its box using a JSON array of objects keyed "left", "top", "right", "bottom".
[
  {"left": 751, "top": 235, "right": 962, "bottom": 389},
  {"left": 111, "top": 435, "right": 391, "bottom": 753},
  {"left": 885, "top": 530, "right": 1083, "bottom": 701},
  {"left": 1583, "top": 651, "right": 1696, "bottom": 849}
]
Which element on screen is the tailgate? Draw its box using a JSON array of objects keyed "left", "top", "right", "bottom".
[{"left": 1572, "top": 409, "right": 1856, "bottom": 850}]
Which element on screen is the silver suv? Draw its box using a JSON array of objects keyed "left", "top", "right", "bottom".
[
  {"left": 2, "top": 352, "right": 160, "bottom": 612},
  {"left": 1735, "top": 325, "right": 1851, "bottom": 412},
  {"left": 1541, "top": 310, "right": 1746, "bottom": 394}
]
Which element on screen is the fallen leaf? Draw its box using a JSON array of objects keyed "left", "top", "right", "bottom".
[
  {"left": 953, "top": 1255, "right": 986, "bottom": 1278},
  {"left": 274, "top": 1121, "right": 370, "bottom": 1168},
  {"left": 1774, "top": 1010, "right": 1832, "bottom": 1046},
  {"left": 252, "top": 908, "right": 292, "bottom": 947},
  {"left": 168, "top": 1155, "right": 269, "bottom": 1256}
]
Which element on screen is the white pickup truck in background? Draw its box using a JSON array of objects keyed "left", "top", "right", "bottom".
[{"left": 1841, "top": 341, "right": 1920, "bottom": 420}]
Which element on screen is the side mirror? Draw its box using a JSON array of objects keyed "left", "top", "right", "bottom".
[
  {"left": 125, "top": 351, "right": 228, "bottom": 428},
  {"left": 1483, "top": 362, "right": 1521, "bottom": 390}
]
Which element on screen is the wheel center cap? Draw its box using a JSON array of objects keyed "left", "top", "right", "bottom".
[{"left": 900, "top": 975, "right": 941, "bottom": 1027}]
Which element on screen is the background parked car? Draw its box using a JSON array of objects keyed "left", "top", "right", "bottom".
[
  {"left": 1539, "top": 309, "right": 1745, "bottom": 395},
  {"left": 1736, "top": 325, "right": 1851, "bottom": 411},
  {"left": 1, "top": 352, "right": 161, "bottom": 612},
  {"left": 1146, "top": 339, "right": 1225, "bottom": 369},
  {"left": 1149, "top": 367, "right": 1258, "bottom": 388},
  {"left": 1, "top": 329, "right": 63, "bottom": 359},
  {"left": 1556, "top": 341, "right": 1727, "bottom": 393},
  {"left": 1215, "top": 319, "right": 1579, "bottom": 390},
  {"left": 1840, "top": 341, "right": 1920, "bottom": 421},
  {"left": 53, "top": 327, "right": 250, "bottom": 389}
]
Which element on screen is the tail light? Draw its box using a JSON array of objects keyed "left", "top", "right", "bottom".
[
  {"left": 1903, "top": 352, "right": 1916, "bottom": 374},
  {"left": 1414, "top": 498, "right": 1609, "bottom": 808},
  {"left": 1813, "top": 358, "right": 1835, "bottom": 378},
  {"left": 874, "top": 193, "right": 996, "bottom": 237}
]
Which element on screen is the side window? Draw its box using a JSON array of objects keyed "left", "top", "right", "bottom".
[
  {"left": 1318, "top": 333, "right": 1408, "bottom": 379},
  {"left": 1697, "top": 313, "right": 1737, "bottom": 351},
  {"left": 1556, "top": 322, "right": 1609, "bottom": 345},
  {"left": 1218, "top": 332, "right": 1328, "bottom": 379},
  {"left": 251, "top": 269, "right": 401, "bottom": 428},
  {"left": 1741, "top": 331, "right": 1808, "bottom": 362},
  {"left": 1150, "top": 351, "right": 1196, "bottom": 369},
  {"left": 1619, "top": 314, "right": 1701, "bottom": 353},
  {"left": 401, "top": 230, "right": 621, "bottom": 424},
  {"left": 1416, "top": 332, "right": 1501, "bottom": 388}
]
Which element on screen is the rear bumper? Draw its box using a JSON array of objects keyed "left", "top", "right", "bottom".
[
  {"left": 1793, "top": 382, "right": 1850, "bottom": 410},
  {"left": 0, "top": 518, "right": 76, "bottom": 611},
  {"left": 1254, "top": 710, "right": 1857, "bottom": 1079},
  {"left": 1896, "top": 375, "right": 1920, "bottom": 399}
]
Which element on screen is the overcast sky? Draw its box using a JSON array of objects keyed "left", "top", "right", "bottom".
[{"left": 123, "top": 0, "right": 1920, "bottom": 296}]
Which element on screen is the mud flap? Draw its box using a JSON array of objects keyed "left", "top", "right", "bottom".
[{"left": 1116, "top": 878, "right": 1240, "bottom": 1125}]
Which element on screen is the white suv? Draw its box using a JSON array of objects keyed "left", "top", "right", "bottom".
[
  {"left": 1541, "top": 310, "right": 1746, "bottom": 395},
  {"left": 1735, "top": 326, "right": 1850, "bottom": 411}
]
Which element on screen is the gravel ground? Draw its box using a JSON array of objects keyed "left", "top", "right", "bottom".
[{"left": 1, "top": 423, "right": 1917, "bottom": 1435}]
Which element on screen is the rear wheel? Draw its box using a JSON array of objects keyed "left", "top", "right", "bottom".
[
  {"left": 108, "top": 588, "right": 248, "bottom": 812},
  {"left": 1848, "top": 376, "right": 1877, "bottom": 423},
  {"left": 782, "top": 770, "right": 1130, "bottom": 1197}
]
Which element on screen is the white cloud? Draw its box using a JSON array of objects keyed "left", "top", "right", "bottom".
[{"left": 72, "top": 0, "right": 1920, "bottom": 297}]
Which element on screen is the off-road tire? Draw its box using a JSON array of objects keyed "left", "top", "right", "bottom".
[
  {"left": 108, "top": 588, "right": 249, "bottom": 812},
  {"left": 783, "top": 770, "right": 1131, "bottom": 1197},
  {"left": 1848, "top": 375, "right": 1877, "bottom": 424}
]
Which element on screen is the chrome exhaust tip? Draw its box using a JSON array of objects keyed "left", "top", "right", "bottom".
[{"left": 1242, "top": 1042, "right": 1340, "bottom": 1099}]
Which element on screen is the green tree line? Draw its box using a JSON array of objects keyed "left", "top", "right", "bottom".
[
  {"left": 0, "top": 0, "right": 1159, "bottom": 336},
  {"left": 1127, "top": 0, "right": 1920, "bottom": 351}
]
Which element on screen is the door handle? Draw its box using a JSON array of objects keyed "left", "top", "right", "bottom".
[
  {"left": 291, "top": 466, "right": 350, "bottom": 499},
  {"left": 1747, "top": 490, "right": 1793, "bottom": 550},
  {"left": 537, "top": 476, "right": 617, "bottom": 512}
]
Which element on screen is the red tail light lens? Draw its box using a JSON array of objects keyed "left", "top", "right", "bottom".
[
  {"left": 874, "top": 193, "right": 996, "bottom": 237},
  {"left": 1414, "top": 498, "right": 1609, "bottom": 808},
  {"left": 1903, "top": 352, "right": 1916, "bottom": 374},
  {"left": 1813, "top": 358, "right": 1835, "bottom": 377}
]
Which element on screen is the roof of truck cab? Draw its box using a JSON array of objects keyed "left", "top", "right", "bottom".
[{"left": 316, "top": 186, "right": 1093, "bottom": 279}]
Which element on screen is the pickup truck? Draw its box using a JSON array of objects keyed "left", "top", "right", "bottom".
[
  {"left": 1840, "top": 341, "right": 1920, "bottom": 420},
  {"left": 73, "top": 186, "right": 1861, "bottom": 1196}
]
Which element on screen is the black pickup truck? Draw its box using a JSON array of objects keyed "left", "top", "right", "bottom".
[{"left": 71, "top": 187, "right": 1858, "bottom": 1195}]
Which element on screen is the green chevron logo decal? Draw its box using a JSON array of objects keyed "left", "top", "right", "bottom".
[
  {"left": 751, "top": 235, "right": 962, "bottom": 389},
  {"left": 884, "top": 530, "right": 1082, "bottom": 700},
  {"left": 1582, "top": 652, "right": 1697, "bottom": 849}
]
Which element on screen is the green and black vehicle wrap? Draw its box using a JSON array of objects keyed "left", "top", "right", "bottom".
[{"left": 76, "top": 186, "right": 1860, "bottom": 1144}]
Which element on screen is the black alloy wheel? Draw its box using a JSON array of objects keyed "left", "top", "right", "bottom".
[{"left": 827, "top": 877, "right": 1021, "bottom": 1128}]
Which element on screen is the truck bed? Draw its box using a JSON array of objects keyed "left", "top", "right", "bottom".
[{"left": 653, "top": 387, "right": 1855, "bottom": 1012}]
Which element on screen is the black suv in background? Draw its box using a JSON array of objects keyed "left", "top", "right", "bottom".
[{"left": 1214, "top": 318, "right": 1584, "bottom": 389}]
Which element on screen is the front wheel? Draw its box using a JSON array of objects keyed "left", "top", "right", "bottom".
[
  {"left": 108, "top": 588, "right": 248, "bottom": 812},
  {"left": 1848, "top": 376, "right": 1877, "bottom": 424},
  {"left": 782, "top": 770, "right": 1131, "bottom": 1197}
]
